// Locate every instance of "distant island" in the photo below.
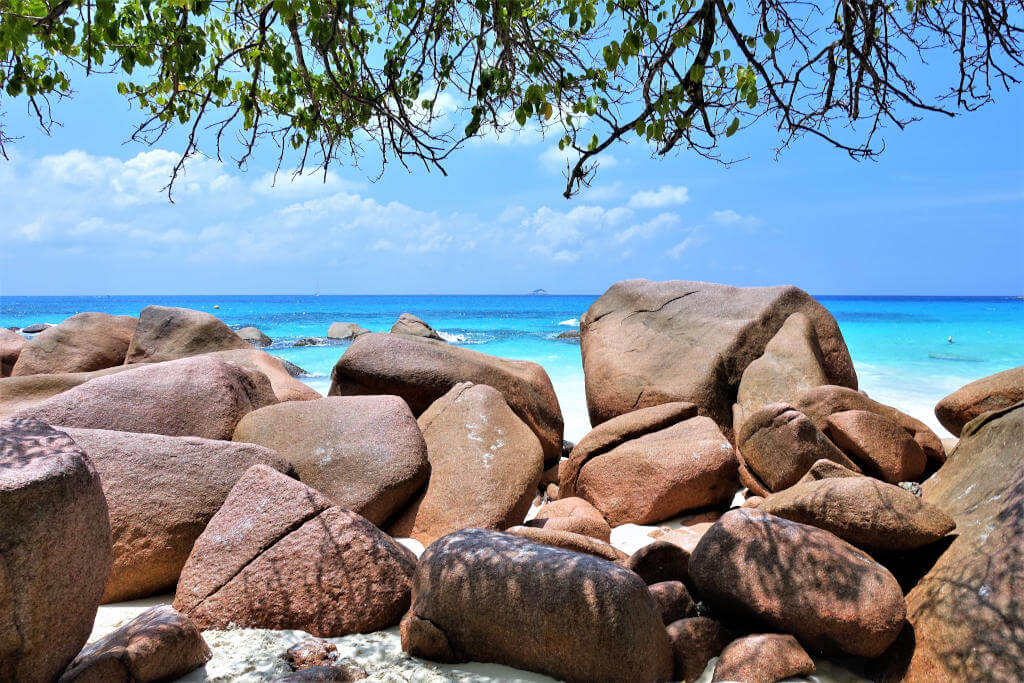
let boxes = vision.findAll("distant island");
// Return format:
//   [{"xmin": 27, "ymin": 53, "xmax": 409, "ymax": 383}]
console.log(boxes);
[{"xmin": 530, "ymin": 289, "xmax": 548, "ymax": 295}]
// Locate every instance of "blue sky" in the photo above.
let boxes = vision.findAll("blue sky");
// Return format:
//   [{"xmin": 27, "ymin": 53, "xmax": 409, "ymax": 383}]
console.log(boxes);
[{"xmin": 1, "ymin": 68, "xmax": 1022, "ymax": 296}]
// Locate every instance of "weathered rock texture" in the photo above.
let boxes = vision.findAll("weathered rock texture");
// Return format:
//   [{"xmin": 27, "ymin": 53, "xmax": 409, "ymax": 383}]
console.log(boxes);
[
  {"xmin": 0, "ymin": 364, "xmax": 139, "ymax": 418},
  {"xmin": 885, "ymin": 401, "xmax": 1024, "ymax": 681},
  {"xmin": 125, "ymin": 305, "xmax": 251, "ymax": 363},
  {"xmin": 825, "ymin": 409, "xmax": 927, "ymax": 482},
  {"xmin": 329, "ymin": 332, "xmax": 563, "ymax": 463},
  {"xmin": 525, "ymin": 496, "xmax": 611, "ymax": 541},
  {"xmin": 690, "ymin": 508, "xmax": 906, "ymax": 657},
  {"xmin": 504, "ymin": 526, "xmax": 627, "ymax": 562},
  {"xmin": 13, "ymin": 355, "xmax": 275, "ymax": 439},
  {"xmin": 712, "ymin": 634, "xmax": 815, "ymax": 683},
  {"xmin": 0, "ymin": 418, "xmax": 112, "ymax": 683},
  {"xmin": 232, "ymin": 396, "xmax": 428, "ymax": 526},
  {"xmin": 174, "ymin": 465, "xmax": 415, "ymax": 636},
  {"xmin": 58, "ymin": 606, "xmax": 211, "ymax": 682},
  {"xmin": 401, "ymin": 529, "xmax": 673, "ymax": 682},
  {"xmin": 62, "ymin": 427, "xmax": 291, "ymax": 602},
  {"xmin": 934, "ymin": 366, "xmax": 1024, "ymax": 436},
  {"xmin": 12, "ymin": 312, "xmax": 137, "ymax": 376},
  {"xmin": 579, "ymin": 279, "xmax": 856, "ymax": 431},
  {"xmin": 390, "ymin": 313, "xmax": 443, "ymax": 340},
  {"xmin": 208, "ymin": 349, "xmax": 321, "ymax": 402},
  {"xmin": 0, "ymin": 328, "xmax": 26, "ymax": 377},
  {"xmin": 666, "ymin": 617, "xmax": 728, "ymax": 683},
  {"xmin": 388, "ymin": 383, "xmax": 543, "ymax": 543}
]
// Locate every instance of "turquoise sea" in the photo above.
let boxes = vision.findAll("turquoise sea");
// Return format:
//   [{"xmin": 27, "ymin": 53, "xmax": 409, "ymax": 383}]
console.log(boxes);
[{"xmin": 2, "ymin": 294, "xmax": 1022, "ymax": 439}]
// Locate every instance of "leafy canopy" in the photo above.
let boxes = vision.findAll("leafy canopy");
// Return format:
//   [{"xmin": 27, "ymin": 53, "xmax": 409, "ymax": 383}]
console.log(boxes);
[{"xmin": 1, "ymin": 0, "xmax": 1021, "ymax": 197}]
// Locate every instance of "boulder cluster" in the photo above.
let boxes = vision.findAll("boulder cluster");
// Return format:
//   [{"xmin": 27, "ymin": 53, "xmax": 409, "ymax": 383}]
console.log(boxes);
[{"xmin": 1, "ymin": 280, "xmax": 1021, "ymax": 683}]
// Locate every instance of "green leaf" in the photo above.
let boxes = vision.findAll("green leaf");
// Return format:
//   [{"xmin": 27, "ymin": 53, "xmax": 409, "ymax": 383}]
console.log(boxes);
[{"xmin": 726, "ymin": 117, "xmax": 740, "ymax": 137}]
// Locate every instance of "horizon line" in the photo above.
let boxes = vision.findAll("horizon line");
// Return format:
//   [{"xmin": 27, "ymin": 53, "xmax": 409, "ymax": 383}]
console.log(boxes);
[{"xmin": 2, "ymin": 292, "xmax": 1022, "ymax": 299}]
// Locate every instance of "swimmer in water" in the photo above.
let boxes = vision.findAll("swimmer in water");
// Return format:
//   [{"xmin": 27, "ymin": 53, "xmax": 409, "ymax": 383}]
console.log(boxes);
[{"xmin": 948, "ymin": 335, "xmax": 954, "ymax": 344}]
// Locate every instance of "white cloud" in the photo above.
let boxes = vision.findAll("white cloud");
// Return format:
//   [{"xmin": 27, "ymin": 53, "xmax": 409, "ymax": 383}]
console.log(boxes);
[
  {"xmin": 711, "ymin": 209, "xmax": 762, "ymax": 231},
  {"xmin": 628, "ymin": 185, "xmax": 690, "ymax": 209},
  {"xmin": 667, "ymin": 228, "xmax": 708, "ymax": 258},
  {"xmin": 615, "ymin": 212, "xmax": 680, "ymax": 244},
  {"xmin": 253, "ymin": 169, "xmax": 365, "ymax": 197}
]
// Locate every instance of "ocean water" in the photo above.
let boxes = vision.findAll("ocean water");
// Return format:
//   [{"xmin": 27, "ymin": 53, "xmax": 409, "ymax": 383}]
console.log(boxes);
[{"xmin": 2, "ymin": 294, "xmax": 1022, "ymax": 439}]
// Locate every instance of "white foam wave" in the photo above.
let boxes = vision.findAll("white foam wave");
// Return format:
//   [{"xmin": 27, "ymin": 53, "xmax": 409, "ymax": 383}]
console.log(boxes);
[
  {"xmin": 557, "ymin": 318, "xmax": 579, "ymax": 327},
  {"xmin": 438, "ymin": 331, "xmax": 467, "ymax": 343}
]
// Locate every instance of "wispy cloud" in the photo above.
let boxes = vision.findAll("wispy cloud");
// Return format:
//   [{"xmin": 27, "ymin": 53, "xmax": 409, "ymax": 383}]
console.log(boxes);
[{"xmin": 628, "ymin": 185, "xmax": 690, "ymax": 209}]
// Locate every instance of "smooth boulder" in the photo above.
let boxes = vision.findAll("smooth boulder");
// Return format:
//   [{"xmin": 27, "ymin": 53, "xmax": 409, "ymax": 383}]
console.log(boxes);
[
  {"xmin": 388, "ymin": 383, "xmax": 543, "ymax": 543},
  {"xmin": 390, "ymin": 312, "xmax": 443, "ymax": 340},
  {"xmin": 208, "ymin": 348, "xmax": 321, "ymax": 402},
  {"xmin": 712, "ymin": 634, "xmax": 815, "ymax": 683},
  {"xmin": 795, "ymin": 457, "xmax": 862, "ymax": 485},
  {"xmin": 174, "ymin": 465, "xmax": 415, "ymax": 636},
  {"xmin": 401, "ymin": 528, "xmax": 673, "ymax": 682},
  {"xmin": 236, "ymin": 326, "xmax": 272, "ymax": 347},
  {"xmin": 125, "ymin": 305, "xmax": 250, "ymax": 364},
  {"xmin": 736, "ymin": 403, "xmax": 859, "ymax": 494},
  {"xmin": 326, "ymin": 322, "xmax": 369, "ymax": 340},
  {"xmin": 232, "ymin": 396, "xmax": 428, "ymax": 526},
  {"xmin": 690, "ymin": 508, "xmax": 906, "ymax": 657},
  {"xmin": 573, "ymin": 415, "xmax": 737, "ymax": 526},
  {"xmin": 888, "ymin": 402, "xmax": 1024, "ymax": 681},
  {"xmin": 12, "ymin": 312, "xmax": 137, "ymax": 376},
  {"xmin": 733, "ymin": 312, "xmax": 833, "ymax": 432},
  {"xmin": 330, "ymin": 332, "xmax": 563, "ymax": 463},
  {"xmin": 12, "ymin": 355, "xmax": 275, "ymax": 439},
  {"xmin": 666, "ymin": 617, "xmax": 728, "ymax": 683},
  {"xmin": 825, "ymin": 409, "xmax": 927, "ymax": 482},
  {"xmin": 62, "ymin": 427, "xmax": 292, "ymax": 602},
  {"xmin": 934, "ymin": 366, "xmax": 1024, "ymax": 436},
  {"xmin": 58, "ymin": 606, "xmax": 211, "ymax": 682},
  {"xmin": 0, "ymin": 418, "xmax": 112, "ymax": 683},
  {"xmin": 757, "ymin": 477, "xmax": 955, "ymax": 552},
  {"xmin": 525, "ymin": 496, "xmax": 611, "ymax": 541},
  {"xmin": 0, "ymin": 364, "xmax": 139, "ymax": 418},
  {"xmin": 0, "ymin": 328, "xmax": 27, "ymax": 376},
  {"xmin": 505, "ymin": 526, "xmax": 627, "ymax": 562},
  {"xmin": 579, "ymin": 279, "xmax": 856, "ymax": 430}
]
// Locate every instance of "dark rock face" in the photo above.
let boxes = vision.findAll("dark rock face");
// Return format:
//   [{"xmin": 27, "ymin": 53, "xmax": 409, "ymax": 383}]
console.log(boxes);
[
  {"xmin": 387, "ymin": 383, "xmax": 543, "ymax": 543},
  {"xmin": 690, "ymin": 508, "xmax": 906, "ymax": 657},
  {"xmin": 793, "ymin": 384, "xmax": 945, "ymax": 467},
  {"xmin": 756, "ymin": 477, "xmax": 955, "ymax": 553},
  {"xmin": 236, "ymin": 326, "xmax": 272, "ymax": 347},
  {"xmin": 934, "ymin": 366, "xmax": 1024, "ymax": 436},
  {"xmin": 401, "ymin": 529, "xmax": 674, "ymax": 683},
  {"xmin": 712, "ymin": 634, "xmax": 815, "ymax": 683},
  {"xmin": 736, "ymin": 403, "xmax": 859, "ymax": 494},
  {"xmin": 174, "ymin": 465, "xmax": 415, "ymax": 636},
  {"xmin": 733, "ymin": 312, "xmax": 833, "ymax": 432},
  {"xmin": 0, "ymin": 418, "xmax": 112, "ymax": 683},
  {"xmin": 232, "ymin": 396, "xmax": 428, "ymax": 526},
  {"xmin": 0, "ymin": 328, "xmax": 27, "ymax": 377},
  {"xmin": 62, "ymin": 427, "xmax": 291, "ymax": 603},
  {"xmin": 666, "ymin": 617, "xmax": 728, "ymax": 683},
  {"xmin": 58, "ymin": 606, "xmax": 211, "ymax": 683},
  {"xmin": 573, "ymin": 416, "xmax": 738, "ymax": 526},
  {"xmin": 330, "ymin": 332, "xmax": 564, "ymax": 464},
  {"xmin": 623, "ymin": 541, "xmax": 691, "ymax": 586},
  {"xmin": 125, "ymin": 305, "xmax": 252, "ymax": 364},
  {"xmin": 12, "ymin": 312, "xmax": 137, "ymax": 376},
  {"xmin": 21, "ymin": 323, "xmax": 51, "ymax": 334},
  {"xmin": 390, "ymin": 313, "xmax": 443, "ymax": 340},
  {"xmin": 12, "ymin": 355, "xmax": 276, "ymax": 439},
  {"xmin": 579, "ymin": 279, "xmax": 856, "ymax": 431},
  {"xmin": 648, "ymin": 581, "xmax": 694, "ymax": 624},
  {"xmin": 885, "ymin": 402, "xmax": 1024, "ymax": 682},
  {"xmin": 825, "ymin": 409, "xmax": 928, "ymax": 483}
]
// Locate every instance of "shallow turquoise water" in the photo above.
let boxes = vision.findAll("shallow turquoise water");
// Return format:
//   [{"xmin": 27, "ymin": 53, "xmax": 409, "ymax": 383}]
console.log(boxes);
[{"xmin": 2, "ymin": 294, "xmax": 1021, "ymax": 439}]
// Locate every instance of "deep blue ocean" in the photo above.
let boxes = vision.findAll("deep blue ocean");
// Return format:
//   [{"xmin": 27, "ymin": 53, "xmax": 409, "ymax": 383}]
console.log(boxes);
[{"xmin": 2, "ymin": 294, "xmax": 1022, "ymax": 439}]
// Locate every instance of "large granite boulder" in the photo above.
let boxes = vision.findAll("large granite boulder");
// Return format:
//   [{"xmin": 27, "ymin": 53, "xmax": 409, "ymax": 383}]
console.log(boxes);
[
  {"xmin": 690, "ymin": 508, "xmax": 906, "ymax": 657},
  {"xmin": 733, "ymin": 312, "xmax": 833, "ymax": 432},
  {"xmin": 579, "ymin": 279, "xmax": 856, "ymax": 431},
  {"xmin": 125, "ymin": 305, "xmax": 250, "ymax": 364},
  {"xmin": 526, "ymin": 496, "xmax": 611, "ymax": 541},
  {"xmin": 12, "ymin": 355, "xmax": 275, "ymax": 439},
  {"xmin": 793, "ymin": 384, "xmax": 945, "ymax": 466},
  {"xmin": 757, "ymin": 477, "xmax": 955, "ymax": 553},
  {"xmin": 330, "ymin": 332, "xmax": 563, "ymax": 464},
  {"xmin": 0, "ymin": 328, "xmax": 27, "ymax": 377},
  {"xmin": 563, "ymin": 407, "xmax": 737, "ymax": 526},
  {"xmin": 666, "ymin": 617, "xmax": 728, "ymax": 683},
  {"xmin": 391, "ymin": 312, "xmax": 444, "ymax": 340},
  {"xmin": 236, "ymin": 326, "xmax": 272, "ymax": 347},
  {"xmin": 207, "ymin": 348, "xmax": 321, "ymax": 402},
  {"xmin": 885, "ymin": 402, "xmax": 1024, "ymax": 681},
  {"xmin": 736, "ymin": 403, "xmax": 859, "ymax": 495},
  {"xmin": 401, "ymin": 528, "xmax": 673, "ymax": 682},
  {"xmin": 11, "ymin": 312, "xmax": 137, "ymax": 376},
  {"xmin": 388, "ymin": 383, "xmax": 543, "ymax": 543},
  {"xmin": 0, "ymin": 418, "xmax": 112, "ymax": 683},
  {"xmin": 174, "ymin": 465, "xmax": 415, "ymax": 636},
  {"xmin": 934, "ymin": 366, "xmax": 1024, "ymax": 436},
  {"xmin": 712, "ymin": 634, "xmax": 815, "ymax": 683},
  {"xmin": 58, "ymin": 606, "xmax": 210, "ymax": 683},
  {"xmin": 825, "ymin": 409, "xmax": 928, "ymax": 482},
  {"xmin": 62, "ymin": 427, "xmax": 291, "ymax": 603},
  {"xmin": 0, "ymin": 364, "xmax": 140, "ymax": 418},
  {"xmin": 326, "ymin": 322, "xmax": 369, "ymax": 340},
  {"xmin": 232, "ymin": 396, "xmax": 428, "ymax": 526}
]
